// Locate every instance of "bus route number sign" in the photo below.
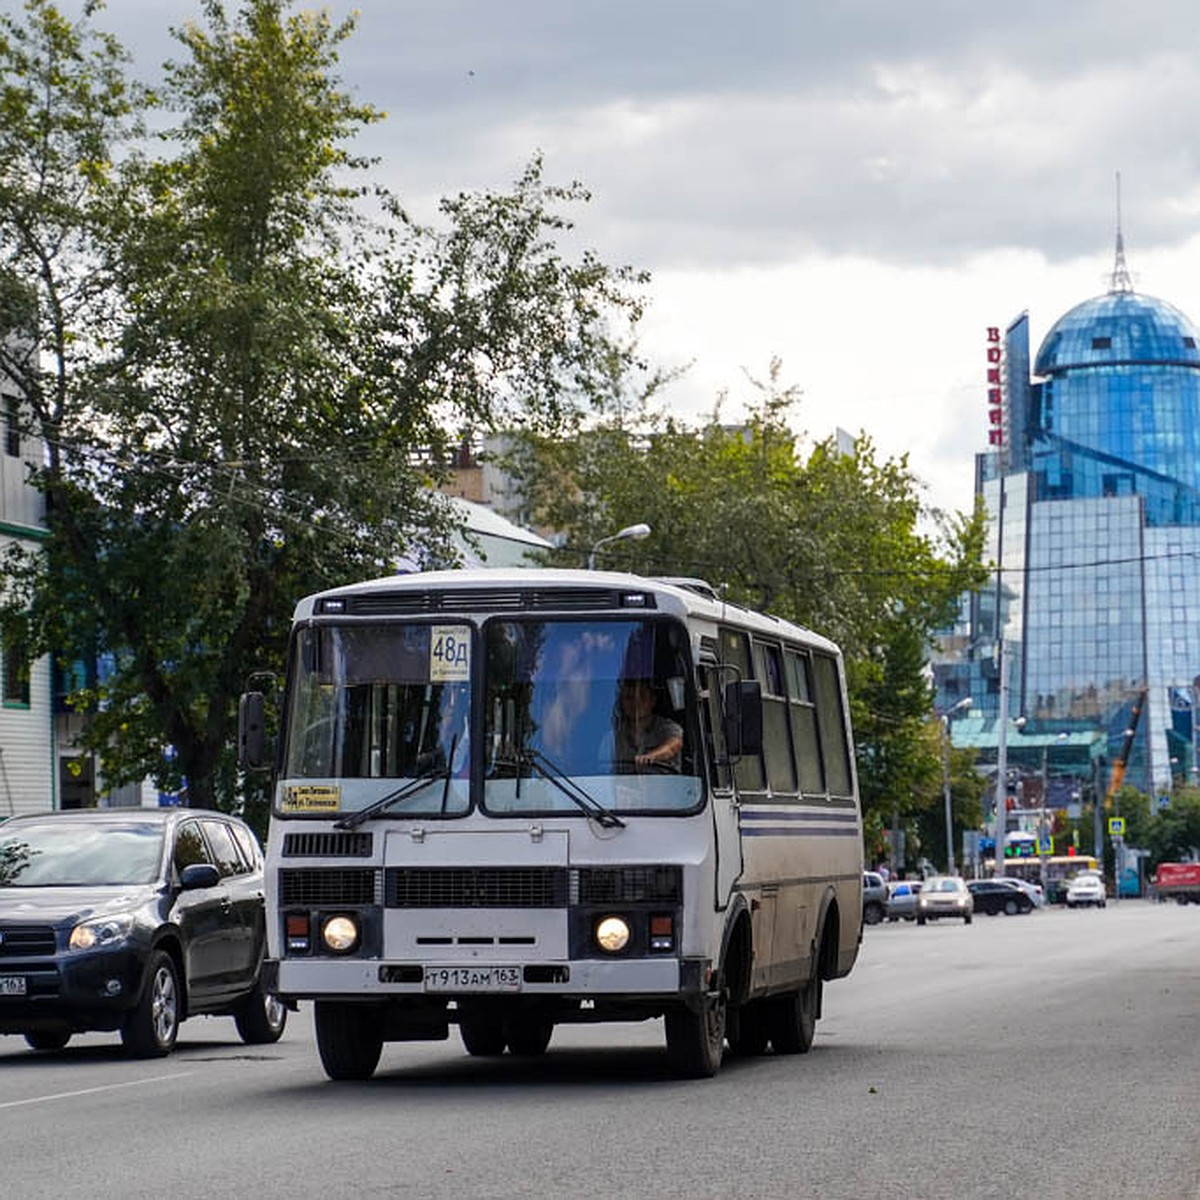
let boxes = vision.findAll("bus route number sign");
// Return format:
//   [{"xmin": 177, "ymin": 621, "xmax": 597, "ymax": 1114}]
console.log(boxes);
[{"xmin": 430, "ymin": 626, "xmax": 470, "ymax": 682}]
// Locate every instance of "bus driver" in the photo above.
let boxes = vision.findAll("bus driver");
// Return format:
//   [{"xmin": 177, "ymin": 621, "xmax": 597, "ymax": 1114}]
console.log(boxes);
[{"xmin": 614, "ymin": 678, "xmax": 683, "ymax": 773}]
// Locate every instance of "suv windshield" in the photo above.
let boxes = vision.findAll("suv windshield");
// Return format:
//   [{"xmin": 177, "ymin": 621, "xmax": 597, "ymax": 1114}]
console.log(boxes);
[{"xmin": 0, "ymin": 822, "xmax": 165, "ymax": 886}]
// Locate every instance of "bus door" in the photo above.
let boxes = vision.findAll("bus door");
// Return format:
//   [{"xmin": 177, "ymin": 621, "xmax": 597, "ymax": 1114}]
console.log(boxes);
[{"xmin": 699, "ymin": 660, "xmax": 742, "ymax": 907}]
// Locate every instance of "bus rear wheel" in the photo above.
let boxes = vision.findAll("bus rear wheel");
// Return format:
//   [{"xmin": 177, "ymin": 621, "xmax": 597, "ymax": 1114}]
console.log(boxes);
[
  {"xmin": 726, "ymin": 999, "xmax": 769, "ymax": 1057},
  {"xmin": 315, "ymin": 1001, "xmax": 383, "ymax": 1081},
  {"xmin": 665, "ymin": 989, "xmax": 726, "ymax": 1078},
  {"xmin": 768, "ymin": 976, "xmax": 821, "ymax": 1055},
  {"xmin": 504, "ymin": 1014, "xmax": 554, "ymax": 1057}
]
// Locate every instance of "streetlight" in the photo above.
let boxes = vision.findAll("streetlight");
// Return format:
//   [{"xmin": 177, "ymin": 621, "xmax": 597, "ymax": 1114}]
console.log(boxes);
[
  {"xmin": 1039, "ymin": 731, "xmax": 1069, "ymax": 890},
  {"xmin": 588, "ymin": 522, "xmax": 651, "ymax": 570},
  {"xmin": 940, "ymin": 695, "xmax": 972, "ymax": 876}
]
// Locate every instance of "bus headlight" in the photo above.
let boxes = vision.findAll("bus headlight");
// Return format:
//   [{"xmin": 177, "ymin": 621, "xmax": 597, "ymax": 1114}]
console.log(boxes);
[
  {"xmin": 321, "ymin": 914, "xmax": 360, "ymax": 954},
  {"xmin": 595, "ymin": 915, "xmax": 631, "ymax": 953}
]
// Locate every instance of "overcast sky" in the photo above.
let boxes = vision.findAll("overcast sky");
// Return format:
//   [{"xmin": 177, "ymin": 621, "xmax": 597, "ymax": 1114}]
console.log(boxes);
[{"xmin": 77, "ymin": 0, "xmax": 1200, "ymax": 516}]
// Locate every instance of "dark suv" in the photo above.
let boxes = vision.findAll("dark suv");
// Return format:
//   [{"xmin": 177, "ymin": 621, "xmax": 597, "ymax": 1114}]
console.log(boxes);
[
  {"xmin": 0, "ymin": 808, "xmax": 286, "ymax": 1056},
  {"xmin": 862, "ymin": 871, "xmax": 888, "ymax": 925}
]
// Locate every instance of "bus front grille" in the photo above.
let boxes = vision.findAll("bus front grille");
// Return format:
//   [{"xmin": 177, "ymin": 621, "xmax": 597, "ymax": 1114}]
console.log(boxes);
[
  {"xmin": 282, "ymin": 831, "xmax": 373, "ymax": 858},
  {"xmin": 279, "ymin": 868, "xmax": 380, "ymax": 906},
  {"xmin": 577, "ymin": 866, "xmax": 683, "ymax": 904},
  {"xmin": 386, "ymin": 867, "xmax": 569, "ymax": 908}
]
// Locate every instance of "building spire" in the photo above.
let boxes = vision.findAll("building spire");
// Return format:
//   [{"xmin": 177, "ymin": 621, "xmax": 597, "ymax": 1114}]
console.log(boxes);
[{"xmin": 1111, "ymin": 170, "xmax": 1133, "ymax": 293}]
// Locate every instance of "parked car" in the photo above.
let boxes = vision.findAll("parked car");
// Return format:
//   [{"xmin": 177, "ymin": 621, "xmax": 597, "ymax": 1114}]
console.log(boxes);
[
  {"xmin": 886, "ymin": 879, "xmax": 923, "ymax": 921},
  {"xmin": 994, "ymin": 876, "xmax": 1045, "ymax": 907},
  {"xmin": 916, "ymin": 875, "xmax": 973, "ymax": 924},
  {"xmin": 967, "ymin": 879, "xmax": 1034, "ymax": 916},
  {"xmin": 0, "ymin": 808, "xmax": 286, "ymax": 1056},
  {"xmin": 1065, "ymin": 872, "xmax": 1107, "ymax": 908},
  {"xmin": 863, "ymin": 871, "xmax": 888, "ymax": 925}
]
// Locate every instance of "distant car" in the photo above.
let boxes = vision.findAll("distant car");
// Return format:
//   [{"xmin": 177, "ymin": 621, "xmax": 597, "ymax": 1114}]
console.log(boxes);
[
  {"xmin": 994, "ymin": 876, "xmax": 1045, "ymax": 907},
  {"xmin": 1065, "ymin": 873, "xmax": 1107, "ymax": 908},
  {"xmin": 886, "ymin": 879, "xmax": 923, "ymax": 921},
  {"xmin": 0, "ymin": 808, "xmax": 286, "ymax": 1056},
  {"xmin": 863, "ymin": 871, "xmax": 888, "ymax": 925},
  {"xmin": 916, "ymin": 875, "xmax": 973, "ymax": 925},
  {"xmin": 967, "ymin": 879, "xmax": 1034, "ymax": 916}
]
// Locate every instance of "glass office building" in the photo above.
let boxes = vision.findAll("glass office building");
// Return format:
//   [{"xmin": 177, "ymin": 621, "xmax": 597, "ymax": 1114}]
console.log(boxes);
[{"xmin": 936, "ymin": 252, "xmax": 1200, "ymax": 794}]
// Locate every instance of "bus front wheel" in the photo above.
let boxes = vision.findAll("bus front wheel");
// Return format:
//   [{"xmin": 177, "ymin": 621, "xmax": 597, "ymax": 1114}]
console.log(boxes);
[
  {"xmin": 314, "ymin": 1001, "xmax": 383, "ymax": 1081},
  {"xmin": 665, "ymin": 990, "xmax": 726, "ymax": 1078}
]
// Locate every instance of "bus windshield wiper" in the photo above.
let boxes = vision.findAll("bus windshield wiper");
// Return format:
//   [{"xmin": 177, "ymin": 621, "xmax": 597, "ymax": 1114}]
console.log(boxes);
[
  {"xmin": 519, "ymin": 747, "xmax": 625, "ymax": 829},
  {"xmin": 334, "ymin": 739, "xmax": 456, "ymax": 830}
]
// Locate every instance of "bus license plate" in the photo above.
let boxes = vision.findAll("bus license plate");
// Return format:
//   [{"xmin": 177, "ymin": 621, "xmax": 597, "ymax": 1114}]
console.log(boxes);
[
  {"xmin": 0, "ymin": 975, "xmax": 27, "ymax": 996},
  {"xmin": 423, "ymin": 966, "xmax": 521, "ymax": 993}
]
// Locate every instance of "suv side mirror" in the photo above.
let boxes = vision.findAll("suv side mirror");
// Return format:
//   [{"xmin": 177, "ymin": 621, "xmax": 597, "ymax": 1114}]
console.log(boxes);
[
  {"xmin": 180, "ymin": 862, "xmax": 221, "ymax": 891},
  {"xmin": 722, "ymin": 679, "xmax": 763, "ymax": 758}
]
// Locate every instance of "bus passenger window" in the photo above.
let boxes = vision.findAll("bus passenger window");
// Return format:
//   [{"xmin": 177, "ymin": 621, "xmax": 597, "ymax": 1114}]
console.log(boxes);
[
  {"xmin": 812, "ymin": 654, "xmax": 852, "ymax": 797},
  {"xmin": 720, "ymin": 627, "xmax": 764, "ymax": 793},
  {"xmin": 754, "ymin": 641, "xmax": 796, "ymax": 794},
  {"xmin": 786, "ymin": 650, "xmax": 825, "ymax": 794}
]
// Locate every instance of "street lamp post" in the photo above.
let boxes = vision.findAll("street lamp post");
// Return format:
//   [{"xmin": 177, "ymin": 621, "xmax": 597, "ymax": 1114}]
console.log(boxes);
[
  {"xmin": 940, "ymin": 695, "xmax": 973, "ymax": 876},
  {"xmin": 587, "ymin": 523, "xmax": 651, "ymax": 570}
]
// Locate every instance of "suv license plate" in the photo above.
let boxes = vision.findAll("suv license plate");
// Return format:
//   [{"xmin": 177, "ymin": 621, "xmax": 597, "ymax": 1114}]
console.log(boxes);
[
  {"xmin": 423, "ymin": 966, "xmax": 521, "ymax": 992},
  {"xmin": 0, "ymin": 975, "xmax": 27, "ymax": 996}
]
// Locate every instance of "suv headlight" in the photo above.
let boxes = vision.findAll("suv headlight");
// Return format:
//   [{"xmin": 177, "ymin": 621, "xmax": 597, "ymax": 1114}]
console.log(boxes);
[{"xmin": 69, "ymin": 914, "xmax": 135, "ymax": 951}]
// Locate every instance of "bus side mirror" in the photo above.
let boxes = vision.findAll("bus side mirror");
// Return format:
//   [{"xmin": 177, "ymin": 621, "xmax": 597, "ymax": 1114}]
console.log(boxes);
[
  {"xmin": 238, "ymin": 691, "xmax": 267, "ymax": 770},
  {"xmin": 723, "ymin": 680, "xmax": 763, "ymax": 759}
]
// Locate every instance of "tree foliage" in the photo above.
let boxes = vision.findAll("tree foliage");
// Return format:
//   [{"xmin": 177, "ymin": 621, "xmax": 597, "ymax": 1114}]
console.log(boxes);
[
  {"xmin": 0, "ymin": 0, "xmax": 645, "ymax": 816},
  {"xmin": 501, "ymin": 359, "xmax": 990, "ymax": 851}
]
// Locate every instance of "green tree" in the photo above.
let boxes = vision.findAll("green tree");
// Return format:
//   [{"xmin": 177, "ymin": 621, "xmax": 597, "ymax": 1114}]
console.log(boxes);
[
  {"xmin": 1143, "ymin": 786, "xmax": 1200, "ymax": 867},
  {"xmin": 502, "ymin": 360, "xmax": 989, "ymax": 854},
  {"xmin": 0, "ymin": 0, "xmax": 644, "ymax": 817}
]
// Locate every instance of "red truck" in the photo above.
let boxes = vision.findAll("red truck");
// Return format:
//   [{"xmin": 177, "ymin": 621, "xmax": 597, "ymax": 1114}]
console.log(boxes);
[{"xmin": 1152, "ymin": 862, "xmax": 1200, "ymax": 904}]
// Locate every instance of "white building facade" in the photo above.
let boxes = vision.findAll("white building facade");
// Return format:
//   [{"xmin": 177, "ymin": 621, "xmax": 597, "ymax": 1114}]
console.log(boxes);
[{"xmin": 0, "ymin": 367, "xmax": 55, "ymax": 815}]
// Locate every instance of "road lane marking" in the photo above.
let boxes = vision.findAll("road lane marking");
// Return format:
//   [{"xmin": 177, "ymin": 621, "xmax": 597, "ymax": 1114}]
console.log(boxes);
[{"xmin": 0, "ymin": 1072, "xmax": 193, "ymax": 1110}]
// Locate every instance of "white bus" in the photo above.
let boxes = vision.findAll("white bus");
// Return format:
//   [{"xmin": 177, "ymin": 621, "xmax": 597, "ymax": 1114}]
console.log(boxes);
[{"xmin": 239, "ymin": 569, "xmax": 864, "ymax": 1080}]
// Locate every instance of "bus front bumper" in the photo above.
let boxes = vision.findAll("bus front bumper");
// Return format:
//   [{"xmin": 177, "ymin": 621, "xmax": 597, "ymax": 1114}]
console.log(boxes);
[{"xmin": 272, "ymin": 955, "xmax": 702, "ymax": 1001}]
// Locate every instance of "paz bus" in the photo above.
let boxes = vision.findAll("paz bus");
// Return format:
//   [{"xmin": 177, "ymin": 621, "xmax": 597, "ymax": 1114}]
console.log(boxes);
[{"xmin": 238, "ymin": 569, "xmax": 864, "ymax": 1080}]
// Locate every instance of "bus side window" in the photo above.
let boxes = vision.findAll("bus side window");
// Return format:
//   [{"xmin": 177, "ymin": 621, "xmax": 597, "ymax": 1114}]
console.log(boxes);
[
  {"xmin": 719, "ymin": 627, "xmax": 765, "ymax": 793},
  {"xmin": 753, "ymin": 640, "xmax": 797, "ymax": 795},
  {"xmin": 698, "ymin": 663, "xmax": 732, "ymax": 791},
  {"xmin": 812, "ymin": 653, "xmax": 853, "ymax": 797},
  {"xmin": 786, "ymin": 650, "xmax": 826, "ymax": 795}
]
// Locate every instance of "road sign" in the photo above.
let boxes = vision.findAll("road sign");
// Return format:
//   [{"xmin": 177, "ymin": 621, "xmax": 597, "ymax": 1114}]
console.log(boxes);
[{"xmin": 1108, "ymin": 816, "xmax": 1126, "ymax": 836}]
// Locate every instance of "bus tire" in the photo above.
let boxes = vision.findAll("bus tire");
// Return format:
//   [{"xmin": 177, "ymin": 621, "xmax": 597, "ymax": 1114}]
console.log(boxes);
[
  {"xmin": 726, "ymin": 999, "xmax": 770, "ymax": 1057},
  {"xmin": 665, "ymin": 991, "xmax": 726, "ymax": 1078},
  {"xmin": 314, "ymin": 1001, "xmax": 383, "ymax": 1081},
  {"xmin": 504, "ymin": 1014, "xmax": 553, "ymax": 1057},
  {"xmin": 459, "ymin": 1010, "xmax": 507, "ymax": 1057},
  {"xmin": 767, "ymin": 976, "xmax": 821, "ymax": 1055}
]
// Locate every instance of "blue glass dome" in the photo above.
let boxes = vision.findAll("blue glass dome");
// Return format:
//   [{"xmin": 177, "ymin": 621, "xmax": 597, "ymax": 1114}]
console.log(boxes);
[
  {"xmin": 1029, "ymin": 289, "xmax": 1200, "ymax": 501},
  {"xmin": 1035, "ymin": 290, "xmax": 1200, "ymax": 374}
]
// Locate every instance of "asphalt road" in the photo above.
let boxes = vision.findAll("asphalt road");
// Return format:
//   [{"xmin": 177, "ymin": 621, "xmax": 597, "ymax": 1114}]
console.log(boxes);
[{"xmin": 2, "ymin": 901, "xmax": 1198, "ymax": 1200}]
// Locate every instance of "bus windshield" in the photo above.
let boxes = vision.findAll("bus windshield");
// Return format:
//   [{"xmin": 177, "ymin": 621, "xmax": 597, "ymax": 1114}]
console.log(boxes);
[
  {"xmin": 282, "ymin": 622, "xmax": 473, "ymax": 815},
  {"xmin": 278, "ymin": 615, "xmax": 702, "ymax": 818},
  {"xmin": 483, "ymin": 616, "xmax": 701, "ymax": 816}
]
